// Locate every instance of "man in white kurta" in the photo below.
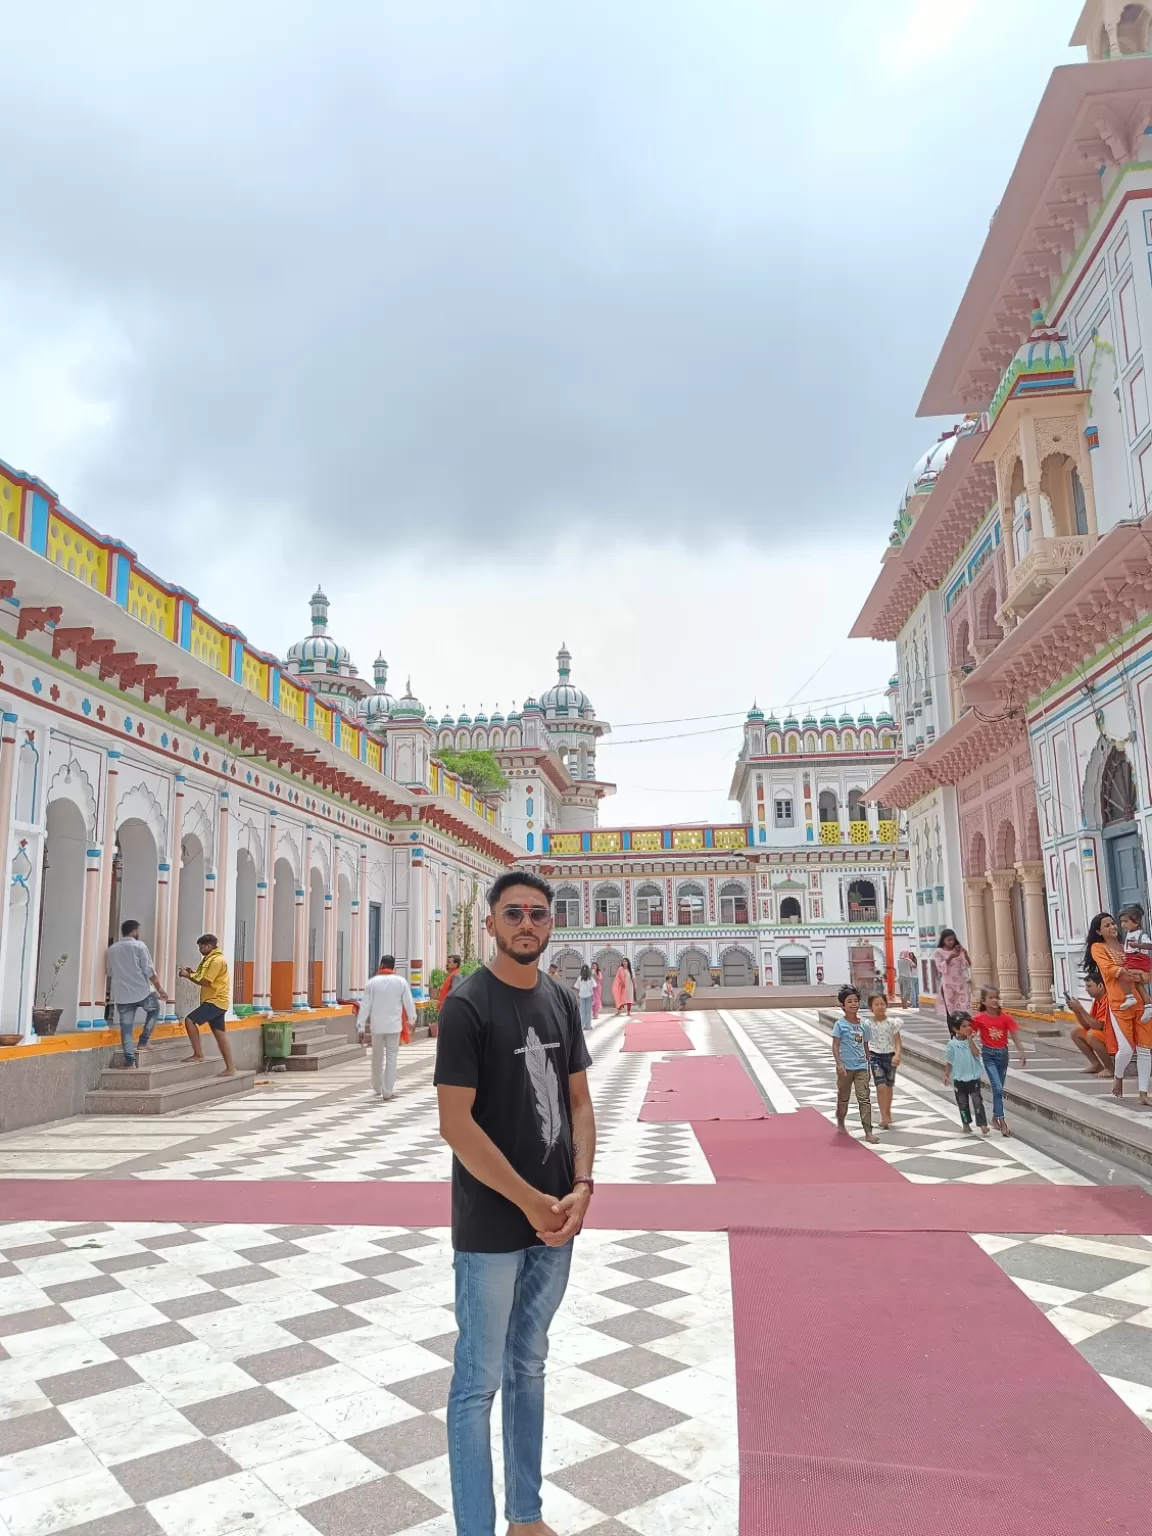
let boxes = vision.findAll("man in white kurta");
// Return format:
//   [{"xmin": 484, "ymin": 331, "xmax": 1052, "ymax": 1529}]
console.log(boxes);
[{"xmin": 359, "ymin": 955, "xmax": 416, "ymax": 1100}]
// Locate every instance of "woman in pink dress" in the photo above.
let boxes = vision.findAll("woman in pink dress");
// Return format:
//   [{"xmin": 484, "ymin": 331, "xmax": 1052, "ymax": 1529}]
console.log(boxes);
[
  {"xmin": 933, "ymin": 928, "xmax": 972, "ymax": 1021},
  {"xmin": 591, "ymin": 961, "xmax": 603, "ymax": 1020}
]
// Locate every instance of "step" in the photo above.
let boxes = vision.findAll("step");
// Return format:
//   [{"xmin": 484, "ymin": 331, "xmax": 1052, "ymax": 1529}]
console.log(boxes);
[
  {"xmin": 289, "ymin": 1023, "xmax": 330, "ymax": 1045},
  {"xmin": 108, "ymin": 1038, "xmax": 192, "ymax": 1068},
  {"xmin": 284, "ymin": 1041, "xmax": 364, "ymax": 1072},
  {"xmin": 85, "ymin": 1069, "xmax": 259, "ymax": 1116},
  {"xmin": 96, "ymin": 1057, "xmax": 225, "ymax": 1091},
  {"xmin": 290, "ymin": 1033, "xmax": 357, "ymax": 1057}
]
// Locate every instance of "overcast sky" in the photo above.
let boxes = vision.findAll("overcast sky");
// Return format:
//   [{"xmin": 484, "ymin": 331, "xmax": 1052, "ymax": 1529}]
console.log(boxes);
[{"xmin": 2, "ymin": 1, "xmax": 1081, "ymax": 824}]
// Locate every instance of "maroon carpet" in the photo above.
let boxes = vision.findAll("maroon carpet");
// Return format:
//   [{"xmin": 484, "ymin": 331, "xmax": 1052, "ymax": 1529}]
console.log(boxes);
[
  {"xmin": 3, "ymin": 1175, "xmax": 1151, "ymax": 1236},
  {"xmin": 693, "ymin": 1109, "xmax": 905, "ymax": 1183},
  {"xmin": 639, "ymin": 1055, "xmax": 767, "ymax": 1121},
  {"xmin": 622, "ymin": 1019, "xmax": 694, "ymax": 1052},
  {"xmin": 730, "ymin": 1227, "xmax": 1152, "ymax": 1533}
]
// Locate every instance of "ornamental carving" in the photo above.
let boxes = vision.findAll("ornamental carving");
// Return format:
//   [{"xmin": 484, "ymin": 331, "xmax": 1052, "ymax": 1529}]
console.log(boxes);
[
  {"xmin": 984, "ymin": 764, "xmax": 1010, "ymax": 790},
  {"xmin": 961, "ymin": 782, "xmax": 983, "ymax": 804},
  {"xmin": 1034, "ymin": 415, "xmax": 1083, "ymax": 468}
]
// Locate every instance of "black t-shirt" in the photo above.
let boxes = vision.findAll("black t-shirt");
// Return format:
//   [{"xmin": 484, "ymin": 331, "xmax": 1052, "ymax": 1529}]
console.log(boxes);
[{"xmin": 433, "ymin": 967, "xmax": 592, "ymax": 1253}]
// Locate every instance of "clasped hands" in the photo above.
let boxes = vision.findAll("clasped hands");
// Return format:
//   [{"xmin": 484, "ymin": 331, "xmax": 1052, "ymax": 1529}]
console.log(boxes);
[{"xmin": 525, "ymin": 1185, "xmax": 591, "ymax": 1247}]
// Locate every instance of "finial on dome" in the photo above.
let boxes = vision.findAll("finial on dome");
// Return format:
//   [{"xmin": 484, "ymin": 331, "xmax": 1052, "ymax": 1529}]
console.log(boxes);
[
  {"xmin": 310, "ymin": 586, "xmax": 329, "ymax": 633},
  {"xmin": 373, "ymin": 653, "xmax": 388, "ymax": 688},
  {"xmin": 557, "ymin": 643, "xmax": 571, "ymax": 680}
]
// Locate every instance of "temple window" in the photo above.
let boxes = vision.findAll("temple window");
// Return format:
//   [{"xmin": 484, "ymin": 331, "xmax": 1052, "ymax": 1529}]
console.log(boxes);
[
  {"xmin": 677, "ymin": 882, "xmax": 705, "ymax": 925},
  {"xmin": 554, "ymin": 886, "xmax": 582, "ymax": 928},
  {"xmin": 719, "ymin": 882, "xmax": 749, "ymax": 924}
]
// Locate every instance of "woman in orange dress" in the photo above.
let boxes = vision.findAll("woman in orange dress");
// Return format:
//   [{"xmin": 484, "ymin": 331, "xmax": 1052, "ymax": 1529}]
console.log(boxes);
[{"xmin": 1085, "ymin": 912, "xmax": 1151, "ymax": 1107}]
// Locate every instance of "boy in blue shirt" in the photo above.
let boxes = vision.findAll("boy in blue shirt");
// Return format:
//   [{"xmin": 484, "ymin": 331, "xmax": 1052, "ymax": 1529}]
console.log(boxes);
[
  {"xmin": 832, "ymin": 985, "xmax": 878, "ymax": 1143},
  {"xmin": 943, "ymin": 1012, "xmax": 990, "ymax": 1135}
]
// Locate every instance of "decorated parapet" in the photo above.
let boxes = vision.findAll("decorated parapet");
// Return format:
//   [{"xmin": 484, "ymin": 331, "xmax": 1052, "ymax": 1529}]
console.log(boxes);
[{"xmin": 0, "ymin": 457, "xmax": 500, "ymax": 824}]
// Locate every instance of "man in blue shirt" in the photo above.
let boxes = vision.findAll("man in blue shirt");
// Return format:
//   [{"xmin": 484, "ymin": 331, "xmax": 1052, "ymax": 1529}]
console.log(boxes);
[{"xmin": 832, "ymin": 985, "xmax": 878, "ymax": 1143}]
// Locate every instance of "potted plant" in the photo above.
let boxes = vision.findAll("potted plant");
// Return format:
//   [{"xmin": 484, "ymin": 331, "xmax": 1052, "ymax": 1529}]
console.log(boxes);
[{"xmin": 33, "ymin": 954, "xmax": 68, "ymax": 1035}]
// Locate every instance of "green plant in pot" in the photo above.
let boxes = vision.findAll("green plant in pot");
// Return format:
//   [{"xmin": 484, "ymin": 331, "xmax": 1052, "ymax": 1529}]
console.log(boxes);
[{"xmin": 33, "ymin": 954, "xmax": 68, "ymax": 1035}]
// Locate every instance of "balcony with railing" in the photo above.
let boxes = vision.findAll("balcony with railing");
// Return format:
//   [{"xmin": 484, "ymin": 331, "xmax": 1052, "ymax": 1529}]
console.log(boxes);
[
  {"xmin": 819, "ymin": 819, "xmax": 899, "ymax": 846},
  {"xmin": 999, "ymin": 534, "xmax": 1090, "ymax": 624}
]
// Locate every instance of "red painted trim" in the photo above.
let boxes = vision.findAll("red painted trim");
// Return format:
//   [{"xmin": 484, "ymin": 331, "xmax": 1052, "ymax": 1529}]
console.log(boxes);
[{"xmin": 1050, "ymin": 186, "xmax": 1152, "ymax": 329}]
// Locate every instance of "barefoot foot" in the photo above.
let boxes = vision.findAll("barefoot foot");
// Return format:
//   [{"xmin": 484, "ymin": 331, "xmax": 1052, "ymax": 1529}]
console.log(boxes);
[
  {"xmin": 865, "ymin": 1134, "xmax": 880, "ymax": 1144},
  {"xmin": 216, "ymin": 1069, "xmax": 237, "ymax": 1079},
  {"xmin": 180, "ymin": 1054, "xmax": 205, "ymax": 1064}
]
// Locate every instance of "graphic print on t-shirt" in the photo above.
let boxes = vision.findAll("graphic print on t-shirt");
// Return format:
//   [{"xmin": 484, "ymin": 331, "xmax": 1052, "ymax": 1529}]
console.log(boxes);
[{"xmin": 521, "ymin": 1026, "xmax": 563, "ymax": 1160}]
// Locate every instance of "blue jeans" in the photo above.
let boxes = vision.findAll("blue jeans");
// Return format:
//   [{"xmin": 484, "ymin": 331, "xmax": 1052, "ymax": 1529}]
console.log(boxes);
[
  {"xmin": 579, "ymin": 994, "xmax": 593, "ymax": 1031},
  {"xmin": 448, "ymin": 1244, "xmax": 573, "ymax": 1535},
  {"xmin": 116, "ymin": 994, "xmax": 160, "ymax": 1065},
  {"xmin": 982, "ymin": 1046, "xmax": 1009, "ymax": 1119}
]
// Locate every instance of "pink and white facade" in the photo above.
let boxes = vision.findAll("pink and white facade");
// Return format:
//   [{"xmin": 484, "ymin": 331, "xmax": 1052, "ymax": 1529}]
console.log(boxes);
[{"xmin": 857, "ymin": 7, "xmax": 1152, "ymax": 1007}]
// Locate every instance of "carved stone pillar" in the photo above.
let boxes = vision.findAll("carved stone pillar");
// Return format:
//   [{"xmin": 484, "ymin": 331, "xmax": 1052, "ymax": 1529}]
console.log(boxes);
[
  {"xmin": 1017, "ymin": 860, "xmax": 1055, "ymax": 1010},
  {"xmin": 963, "ymin": 876, "xmax": 994, "ymax": 993},
  {"xmin": 89, "ymin": 750, "xmax": 121, "ymax": 1019},
  {"xmin": 988, "ymin": 870, "xmax": 1026, "ymax": 1009}
]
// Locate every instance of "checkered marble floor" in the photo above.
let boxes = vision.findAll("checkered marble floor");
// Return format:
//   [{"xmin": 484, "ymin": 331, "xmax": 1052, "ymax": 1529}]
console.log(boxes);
[
  {"xmin": 737, "ymin": 1008, "xmax": 1089, "ymax": 1186},
  {"xmin": 0, "ymin": 1219, "xmax": 736, "ymax": 1536}
]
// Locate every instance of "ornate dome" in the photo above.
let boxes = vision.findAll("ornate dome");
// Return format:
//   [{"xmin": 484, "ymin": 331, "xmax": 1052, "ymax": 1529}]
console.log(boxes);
[
  {"xmin": 888, "ymin": 674, "xmax": 900, "ymax": 689},
  {"xmin": 876, "ymin": 709, "xmax": 894, "ymax": 724},
  {"xmin": 508, "ymin": 702, "xmax": 522, "ymax": 721},
  {"xmin": 839, "ymin": 711, "xmax": 854, "ymax": 726},
  {"xmin": 540, "ymin": 644, "xmax": 592, "ymax": 717},
  {"xmin": 901, "ymin": 434, "xmax": 959, "ymax": 512},
  {"xmin": 783, "ymin": 713, "xmax": 799, "ymax": 728},
  {"xmin": 766, "ymin": 712, "xmax": 781, "ymax": 728},
  {"xmin": 522, "ymin": 696, "xmax": 541, "ymax": 713},
  {"xmin": 285, "ymin": 587, "xmax": 354, "ymax": 674},
  {"xmin": 490, "ymin": 705, "xmax": 505, "ymax": 724},
  {"xmin": 820, "ymin": 711, "xmax": 836, "ymax": 726},
  {"xmin": 439, "ymin": 708, "xmax": 455, "ymax": 727},
  {"xmin": 747, "ymin": 702, "xmax": 765, "ymax": 721},
  {"xmin": 474, "ymin": 707, "xmax": 489, "ymax": 725},
  {"xmin": 392, "ymin": 679, "xmax": 426, "ymax": 719},
  {"xmin": 858, "ymin": 709, "xmax": 874, "ymax": 725},
  {"xmin": 990, "ymin": 310, "xmax": 1077, "ymax": 422},
  {"xmin": 356, "ymin": 651, "xmax": 395, "ymax": 724},
  {"xmin": 802, "ymin": 712, "xmax": 817, "ymax": 728},
  {"xmin": 457, "ymin": 708, "xmax": 472, "ymax": 726}
]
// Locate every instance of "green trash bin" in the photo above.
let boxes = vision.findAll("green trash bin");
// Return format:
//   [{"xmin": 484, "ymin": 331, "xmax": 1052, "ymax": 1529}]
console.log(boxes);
[{"xmin": 263, "ymin": 1019, "xmax": 294, "ymax": 1059}]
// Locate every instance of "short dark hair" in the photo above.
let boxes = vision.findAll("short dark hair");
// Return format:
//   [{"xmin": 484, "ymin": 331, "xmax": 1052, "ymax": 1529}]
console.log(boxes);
[
  {"xmin": 120, "ymin": 919, "xmax": 140, "ymax": 937},
  {"xmin": 867, "ymin": 991, "xmax": 887, "ymax": 1007},
  {"xmin": 447, "ymin": 954, "xmax": 461, "ymax": 966},
  {"xmin": 838, "ymin": 984, "xmax": 860, "ymax": 1006},
  {"xmin": 379, "ymin": 955, "xmax": 396, "ymax": 970},
  {"xmin": 1120, "ymin": 903, "xmax": 1145, "ymax": 925},
  {"xmin": 197, "ymin": 933, "xmax": 218, "ymax": 947},
  {"xmin": 947, "ymin": 1009, "xmax": 972, "ymax": 1036},
  {"xmin": 487, "ymin": 870, "xmax": 553, "ymax": 908}
]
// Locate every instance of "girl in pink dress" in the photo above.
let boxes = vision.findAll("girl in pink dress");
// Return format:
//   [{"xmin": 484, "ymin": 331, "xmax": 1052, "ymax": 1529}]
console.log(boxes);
[{"xmin": 591, "ymin": 962, "xmax": 603, "ymax": 1020}]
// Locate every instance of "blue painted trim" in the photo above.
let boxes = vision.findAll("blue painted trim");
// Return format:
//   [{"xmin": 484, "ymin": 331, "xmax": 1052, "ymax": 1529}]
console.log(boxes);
[
  {"xmin": 232, "ymin": 645, "xmax": 244, "ymax": 684},
  {"xmin": 542, "ymin": 832, "xmax": 551, "ymax": 853},
  {"xmin": 306, "ymin": 696, "xmax": 315, "ymax": 729},
  {"xmin": 115, "ymin": 555, "xmax": 131, "ymax": 607},
  {"xmin": 179, "ymin": 602, "xmax": 192, "ymax": 650},
  {"xmin": 622, "ymin": 831, "xmax": 632, "ymax": 851},
  {"xmin": 270, "ymin": 669, "xmax": 281, "ymax": 707},
  {"xmin": 663, "ymin": 830, "xmax": 672, "ymax": 849},
  {"xmin": 704, "ymin": 829, "xmax": 714, "ymax": 848},
  {"xmin": 29, "ymin": 493, "xmax": 50, "ymax": 555},
  {"xmin": 2, "ymin": 712, "xmax": 17, "ymax": 723},
  {"xmin": 107, "ymin": 750, "xmax": 122, "ymax": 760}
]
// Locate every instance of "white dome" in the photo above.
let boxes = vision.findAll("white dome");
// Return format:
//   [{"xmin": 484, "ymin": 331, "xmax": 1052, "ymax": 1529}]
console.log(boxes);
[
  {"xmin": 540, "ymin": 644, "xmax": 593, "ymax": 718},
  {"xmin": 901, "ymin": 434, "xmax": 958, "ymax": 510}
]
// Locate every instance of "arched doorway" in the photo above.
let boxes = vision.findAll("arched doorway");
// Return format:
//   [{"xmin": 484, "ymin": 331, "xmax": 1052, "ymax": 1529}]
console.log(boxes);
[
  {"xmin": 594, "ymin": 947, "xmax": 625, "ymax": 1005},
  {"xmin": 114, "ymin": 819, "xmax": 158, "ymax": 951},
  {"xmin": 635, "ymin": 948, "xmax": 668, "ymax": 992},
  {"xmin": 337, "ymin": 872, "xmax": 353, "ymax": 999},
  {"xmin": 721, "ymin": 947, "xmax": 755, "ymax": 987},
  {"xmin": 847, "ymin": 879, "xmax": 877, "ymax": 922},
  {"xmin": 234, "ymin": 849, "xmax": 257, "ymax": 1005},
  {"xmin": 309, "ymin": 868, "xmax": 325, "ymax": 1007},
  {"xmin": 1101, "ymin": 748, "xmax": 1147, "ymax": 914},
  {"xmin": 176, "ymin": 835, "xmax": 206, "ymax": 1018},
  {"xmin": 271, "ymin": 858, "xmax": 296, "ymax": 1011},
  {"xmin": 36, "ymin": 799, "xmax": 87, "ymax": 1032},
  {"xmin": 677, "ymin": 947, "xmax": 711, "ymax": 987},
  {"xmin": 780, "ymin": 895, "xmax": 802, "ymax": 923},
  {"xmin": 551, "ymin": 947, "xmax": 583, "ymax": 986}
]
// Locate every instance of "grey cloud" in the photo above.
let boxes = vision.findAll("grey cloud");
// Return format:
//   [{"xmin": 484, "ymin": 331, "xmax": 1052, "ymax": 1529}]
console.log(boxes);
[{"xmin": 2, "ymin": 1, "xmax": 1072, "ymax": 557}]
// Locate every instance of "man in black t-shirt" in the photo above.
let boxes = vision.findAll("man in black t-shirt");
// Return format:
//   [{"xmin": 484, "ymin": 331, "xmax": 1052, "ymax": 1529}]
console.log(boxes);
[{"xmin": 435, "ymin": 872, "xmax": 595, "ymax": 1536}]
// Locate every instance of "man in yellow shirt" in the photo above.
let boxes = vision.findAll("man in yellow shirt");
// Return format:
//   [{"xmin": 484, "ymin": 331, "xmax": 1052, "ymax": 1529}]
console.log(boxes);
[{"xmin": 179, "ymin": 933, "xmax": 236, "ymax": 1077}]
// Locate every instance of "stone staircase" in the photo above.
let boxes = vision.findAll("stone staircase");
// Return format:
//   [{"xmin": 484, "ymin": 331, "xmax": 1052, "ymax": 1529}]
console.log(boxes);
[
  {"xmin": 84, "ymin": 1037, "xmax": 259, "ymax": 1116},
  {"xmin": 284, "ymin": 1019, "xmax": 363, "ymax": 1072}
]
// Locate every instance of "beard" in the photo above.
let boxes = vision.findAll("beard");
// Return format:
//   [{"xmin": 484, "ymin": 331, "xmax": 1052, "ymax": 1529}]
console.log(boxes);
[{"xmin": 494, "ymin": 929, "xmax": 549, "ymax": 967}]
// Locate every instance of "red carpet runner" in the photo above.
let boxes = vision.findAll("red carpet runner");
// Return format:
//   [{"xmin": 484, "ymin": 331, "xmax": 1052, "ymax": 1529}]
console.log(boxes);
[
  {"xmin": 621, "ymin": 1018, "xmax": 694, "ymax": 1052},
  {"xmin": 639, "ymin": 1054, "xmax": 767, "ymax": 1120},
  {"xmin": 730, "ymin": 1227, "xmax": 1152, "ymax": 1533}
]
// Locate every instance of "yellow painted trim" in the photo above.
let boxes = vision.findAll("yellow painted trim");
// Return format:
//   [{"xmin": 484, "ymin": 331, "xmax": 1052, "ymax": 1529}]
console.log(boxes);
[{"xmin": 0, "ymin": 1007, "xmax": 355, "ymax": 1061}]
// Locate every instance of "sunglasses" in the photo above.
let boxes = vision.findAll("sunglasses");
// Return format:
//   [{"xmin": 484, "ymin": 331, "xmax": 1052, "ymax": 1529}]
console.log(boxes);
[{"xmin": 498, "ymin": 905, "xmax": 553, "ymax": 928}]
